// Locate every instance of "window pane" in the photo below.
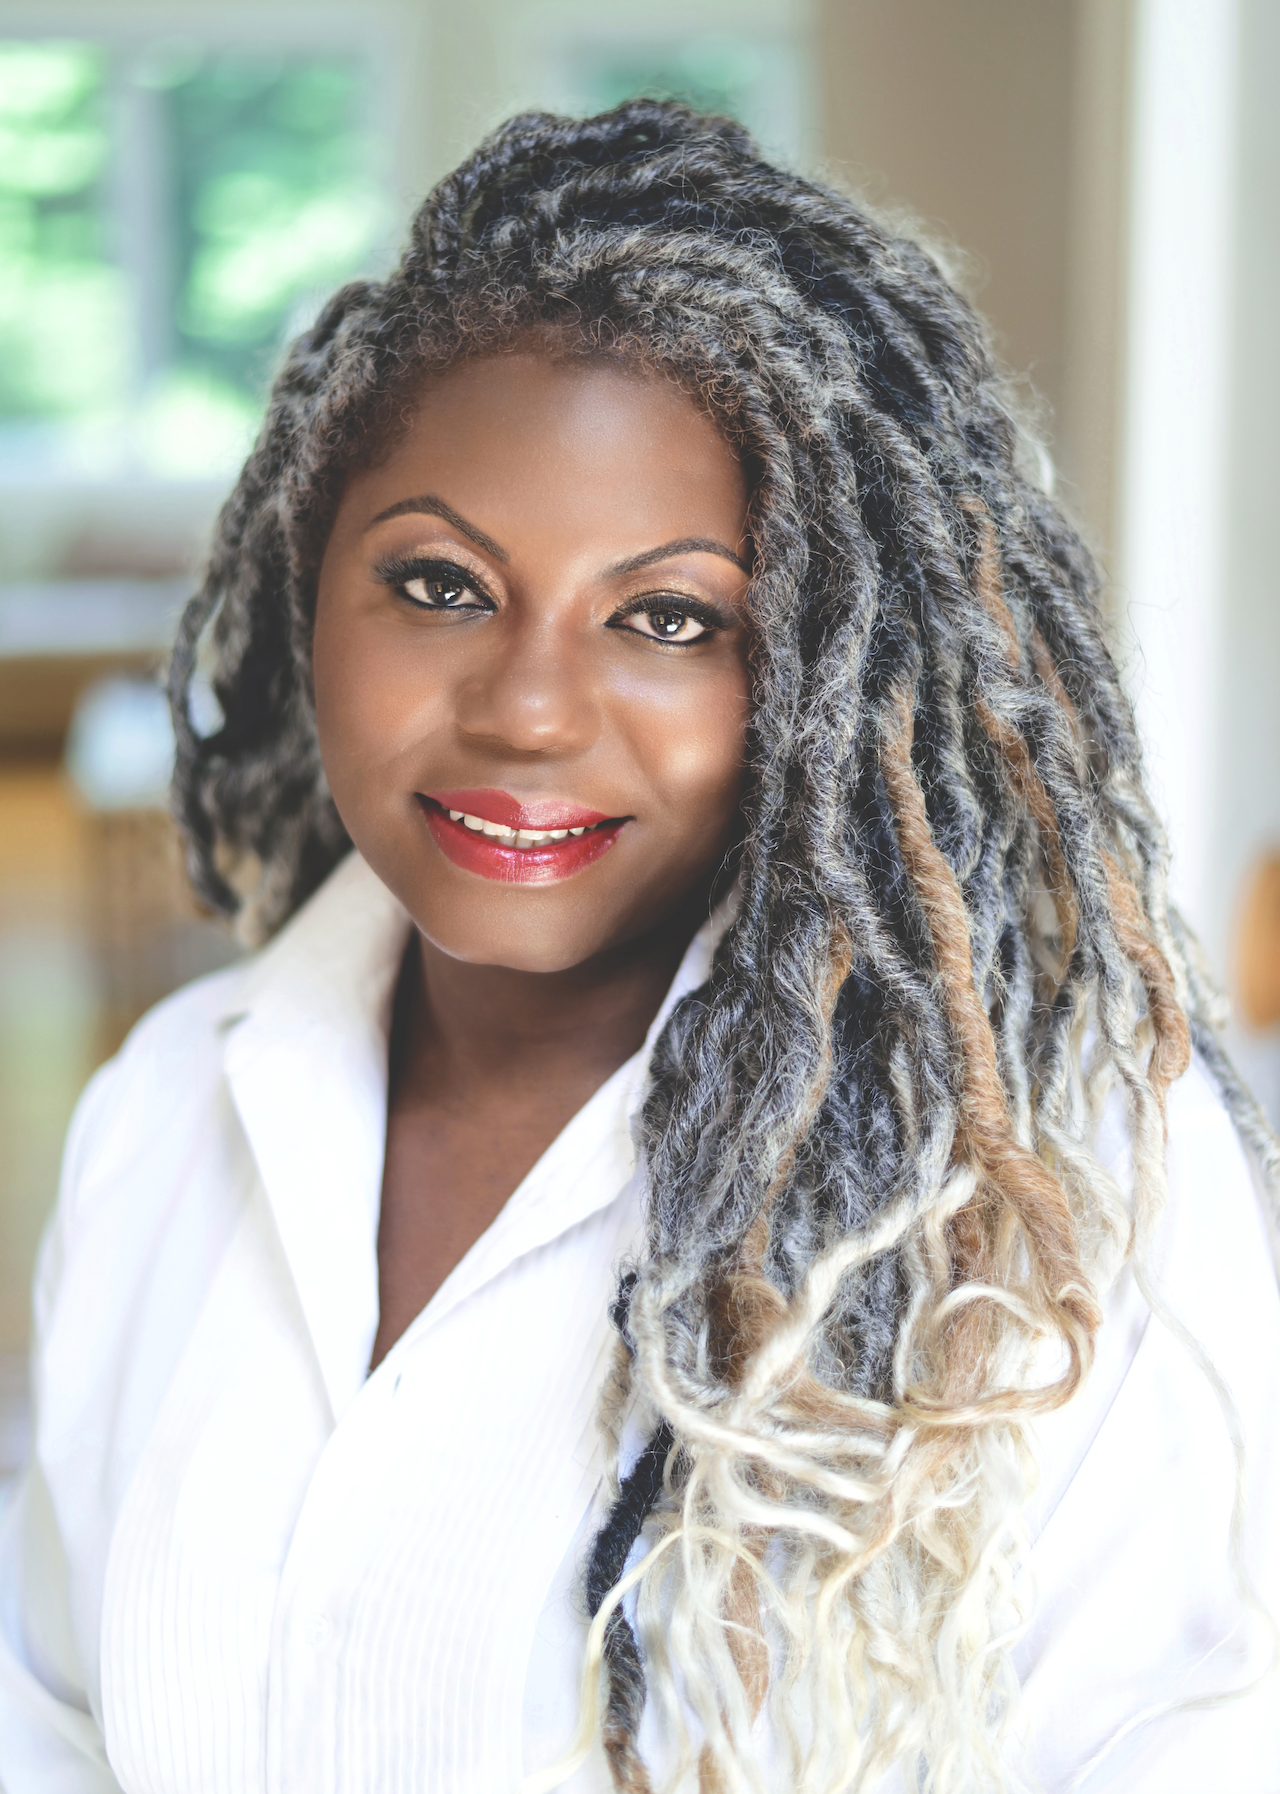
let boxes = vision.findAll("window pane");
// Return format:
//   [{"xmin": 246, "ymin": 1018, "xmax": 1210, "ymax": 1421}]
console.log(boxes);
[
  {"xmin": 166, "ymin": 52, "xmax": 384, "ymax": 410},
  {"xmin": 0, "ymin": 41, "xmax": 128, "ymax": 421},
  {"xmin": 0, "ymin": 41, "xmax": 384, "ymax": 476},
  {"xmin": 548, "ymin": 30, "xmax": 805, "ymax": 165},
  {"xmin": 569, "ymin": 34, "xmax": 767, "ymax": 121}
]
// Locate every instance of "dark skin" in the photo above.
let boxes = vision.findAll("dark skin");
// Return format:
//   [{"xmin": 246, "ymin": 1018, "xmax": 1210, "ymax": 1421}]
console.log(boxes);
[{"xmin": 312, "ymin": 350, "xmax": 753, "ymax": 1369}]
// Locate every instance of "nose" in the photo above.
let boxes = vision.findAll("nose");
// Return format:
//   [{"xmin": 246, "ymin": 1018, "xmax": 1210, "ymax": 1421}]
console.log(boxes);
[{"xmin": 451, "ymin": 613, "xmax": 600, "ymax": 757}]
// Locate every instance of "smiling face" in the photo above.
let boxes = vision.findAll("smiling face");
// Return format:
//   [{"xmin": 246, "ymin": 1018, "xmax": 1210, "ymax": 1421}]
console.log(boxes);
[{"xmin": 312, "ymin": 349, "xmax": 753, "ymax": 974}]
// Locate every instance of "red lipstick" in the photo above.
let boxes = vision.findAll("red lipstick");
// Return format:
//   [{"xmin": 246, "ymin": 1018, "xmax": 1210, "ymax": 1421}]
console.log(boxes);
[
  {"xmin": 428, "ymin": 788, "xmax": 609, "ymax": 831},
  {"xmin": 418, "ymin": 788, "xmax": 627, "ymax": 884}
]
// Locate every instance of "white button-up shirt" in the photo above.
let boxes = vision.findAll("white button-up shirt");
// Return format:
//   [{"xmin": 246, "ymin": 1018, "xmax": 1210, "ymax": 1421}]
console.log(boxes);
[{"xmin": 0, "ymin": 850, "xmax": 1277, "ymax": 1793}]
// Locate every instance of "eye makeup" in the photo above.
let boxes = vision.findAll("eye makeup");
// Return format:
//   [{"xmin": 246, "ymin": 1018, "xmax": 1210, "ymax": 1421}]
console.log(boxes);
[
  {"xmin": 606, "ymin": 591, "xmax": 732, "ymax": 644},
  {"xmin": 375, "ymin": 546, "xmax": 736, "ymax": 639},
  {"xmin": 373, "ymin": 552, "xmax": 495, "ymax": 611}
]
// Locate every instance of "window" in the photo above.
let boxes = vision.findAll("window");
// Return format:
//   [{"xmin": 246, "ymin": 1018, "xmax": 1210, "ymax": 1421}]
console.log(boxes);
[
  {"xmin": 0, "ymin": 44, "xmax": 122, "ymax": 428},
  {"xmin": 0, "ymin": 38, "xmax": 387, "ymax": 482},
  {"xmin": 541, "ymin": 27, "xmax": 809, "ymax": 167}
]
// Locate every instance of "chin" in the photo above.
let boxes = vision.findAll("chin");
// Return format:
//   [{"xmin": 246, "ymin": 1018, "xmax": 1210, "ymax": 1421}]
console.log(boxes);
[{"xmin": 419, "ymin": 917, "xmax": 612, "ymax": 976}]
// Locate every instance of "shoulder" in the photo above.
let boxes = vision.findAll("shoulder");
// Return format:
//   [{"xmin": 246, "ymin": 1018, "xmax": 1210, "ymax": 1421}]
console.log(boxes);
[
  {"xmin": 1161, "ymin": 1049, "xmax": 1277, "ymax": 1298},
  {"xmin": 1018, "ymin": 1055, "xmax": 1280, "ymax": 1786},
  {"xmin": 51, "ymin": 961, "xmax": 248, "ymax": 1241},
  {"xmin": 1118, "ymin": 1050, "xmax": 1280, "ymax": 1461},
  {"xmin": 1166, "ymin": 1048, "xmax": 1259, "ymax": 1164},
  {"xmin": 34, "ymin": 957, "xmax": 261, "ymax": 1378},
  {"xmin": 40, "ymin": 851, "xmax": 408, "ymax": 1323},
  {"xmin": 1094, "ymin": 1045, "xmax": 1280, "ymax": 1535},
  {"xmin": 23, "ymin": 962, "xmax": 266, "ymax": 1680}
]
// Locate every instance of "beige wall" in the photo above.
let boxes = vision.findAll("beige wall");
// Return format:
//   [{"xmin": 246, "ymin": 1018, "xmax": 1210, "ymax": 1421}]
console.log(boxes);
[{"xmin": 816, "ymin": 0, "xmax": 1129, "ymax": 566}]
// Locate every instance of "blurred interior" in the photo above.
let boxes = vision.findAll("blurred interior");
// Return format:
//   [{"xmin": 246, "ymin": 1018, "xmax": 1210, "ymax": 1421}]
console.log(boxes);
[{"xmin": 1, "ymin": 0, "xmax": 1278, "ymax": 1490}]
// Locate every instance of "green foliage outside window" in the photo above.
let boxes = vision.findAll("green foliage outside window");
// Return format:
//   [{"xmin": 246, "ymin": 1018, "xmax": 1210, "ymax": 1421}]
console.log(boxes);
[
  {"xmin": 0, "ymin": 43, "xmax": 127, "ymax": 420},
  {"xmin": 0, "ymin": 40, "xmax": 383, "ymax": 474},
  {"xmin": 570, "ymin": 34, "xmax": 767, "ymax": 123},
  {"xmin": 167, "ymin": 53, "xmax": 383, "ymax": 405}
]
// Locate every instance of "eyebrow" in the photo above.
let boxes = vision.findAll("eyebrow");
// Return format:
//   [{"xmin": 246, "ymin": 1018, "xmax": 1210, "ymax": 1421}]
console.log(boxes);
[
  {"xmin": 363, "ymin": 494, "xmax": 508, "ymax": 562},
  {"xmin": 363, "ymin": 500, "xmax": 749, "ymax": 580},
  {"xmin": 606, "ymin": 537, "xmax": 750, "ymax": 577}
]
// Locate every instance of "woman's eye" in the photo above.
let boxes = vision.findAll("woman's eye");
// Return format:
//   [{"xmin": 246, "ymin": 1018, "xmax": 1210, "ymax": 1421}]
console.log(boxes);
[
  {"xmin": 623, "ymin": 606, "xmax": 712, "ymax": 643},
  {"xmin": 402, "ymin": 575, "xmax": 479, "ymax": 609}
]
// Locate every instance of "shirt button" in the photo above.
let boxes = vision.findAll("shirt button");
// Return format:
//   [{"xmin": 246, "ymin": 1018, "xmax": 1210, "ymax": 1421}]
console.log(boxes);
[{"xmin": 309, "ymin": 1612, "xmax": 333, "ymax": 1648}]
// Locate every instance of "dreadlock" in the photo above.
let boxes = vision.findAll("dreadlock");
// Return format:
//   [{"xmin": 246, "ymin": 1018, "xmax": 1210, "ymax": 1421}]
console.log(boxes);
[{"xmin": 168, "ymin": 98, "xmax": 1274, "ymax": 1793}]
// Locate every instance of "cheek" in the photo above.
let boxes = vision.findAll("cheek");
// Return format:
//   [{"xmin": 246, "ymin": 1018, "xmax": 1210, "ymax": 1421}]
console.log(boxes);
[
  {"xmin": 624, "ymin": 662, "xmax": 750, "ymax": 834},
  {"xmin": 312, "ymin": 614, "xmax": 375, "ymax": 801},
  {"xmin": 313, "ymin": 610, "xmax": 441, "ymax": 793}
]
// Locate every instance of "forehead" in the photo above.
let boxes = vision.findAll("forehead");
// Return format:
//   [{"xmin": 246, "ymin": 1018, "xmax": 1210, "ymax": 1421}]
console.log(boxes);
[
  {"xmin": 410, "ymin": 342, "xmax": 716, "ymax": 435},
  {"xmin": 336, "ymin": 349, "xmax": 748, "ymax": 552}
]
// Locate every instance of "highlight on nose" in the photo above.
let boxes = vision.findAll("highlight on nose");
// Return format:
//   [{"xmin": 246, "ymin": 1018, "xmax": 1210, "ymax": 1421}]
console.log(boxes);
[{"xmin": 453, "ymin": 628, "xmax": 600, "ymax": 753}]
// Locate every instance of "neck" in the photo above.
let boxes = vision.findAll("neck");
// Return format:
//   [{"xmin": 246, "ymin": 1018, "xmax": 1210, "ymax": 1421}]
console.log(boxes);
[{"xmin": 392, "ymin": 900, "xmax": 707, "ymax": 1106}]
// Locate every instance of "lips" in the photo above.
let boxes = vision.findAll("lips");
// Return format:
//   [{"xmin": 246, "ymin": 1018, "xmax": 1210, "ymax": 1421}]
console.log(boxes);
[
  {"xmin": 418, "ymin": 788, "xmax": 628, "ymax": 884},
  {"xmin": 428, "ymin": 788, "xmax": 610, "ymax": 832}
]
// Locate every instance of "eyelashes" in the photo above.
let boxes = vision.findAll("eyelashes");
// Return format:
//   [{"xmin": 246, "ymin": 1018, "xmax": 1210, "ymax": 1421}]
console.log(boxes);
[
  {"xmin": 605, "ymin": 594, "xmax": 728, "ymax": 644},
  {"xmin": 374, "ymin": 554, "xmax": 493, "ymax": 612},
  {"xmin": 372, "ymin": 552, "xmax": 732, "ymax": 644}
]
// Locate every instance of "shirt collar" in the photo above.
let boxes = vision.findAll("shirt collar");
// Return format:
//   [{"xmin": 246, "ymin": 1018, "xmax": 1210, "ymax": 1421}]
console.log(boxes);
[
  {"xmin": 217, "ymin": 852, "xmax": 409, "ymax": 1419},
  {"xmin": 215, "ymin": 851, "xmax": 730, "ymax": 1418}
]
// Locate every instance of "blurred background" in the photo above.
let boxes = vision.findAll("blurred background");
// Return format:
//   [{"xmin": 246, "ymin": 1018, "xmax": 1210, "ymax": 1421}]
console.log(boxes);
[{"xmin": 0, "ymin": 0, "xmax": 1278, "ymax": 1490}]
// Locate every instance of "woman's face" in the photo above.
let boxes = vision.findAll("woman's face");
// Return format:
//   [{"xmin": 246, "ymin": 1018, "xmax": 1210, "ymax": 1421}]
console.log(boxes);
[{"xmin": 313, "ymin": 350, "xmax": 753, "ymax": 974}]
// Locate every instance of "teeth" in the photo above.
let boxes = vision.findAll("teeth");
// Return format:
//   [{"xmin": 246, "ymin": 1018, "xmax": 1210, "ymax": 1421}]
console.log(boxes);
[{"xmin": 446, "ymin": 806, "xmax": 604, "ymax": 849}]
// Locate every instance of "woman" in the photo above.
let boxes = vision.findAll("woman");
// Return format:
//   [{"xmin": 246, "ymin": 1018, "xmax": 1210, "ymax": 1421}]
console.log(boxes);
[{"xmin": 1, "ymin": 101, "xmax": 1277, "ymax": 1794}]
